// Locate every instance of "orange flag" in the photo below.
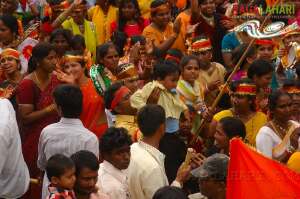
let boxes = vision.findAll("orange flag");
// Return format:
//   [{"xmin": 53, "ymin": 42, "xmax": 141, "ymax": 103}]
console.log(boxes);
[{"xmin": 226, "ymin": 139, "xmax": 300, "ymax": 199}]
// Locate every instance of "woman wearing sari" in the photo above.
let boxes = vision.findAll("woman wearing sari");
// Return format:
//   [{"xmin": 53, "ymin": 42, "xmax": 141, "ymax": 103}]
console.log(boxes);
[
  {"xmin": 59, "ymin": 52, "xmax": 108, "ymax": 138},
  {"xmin": 16, "ymin": 43, "xmax": 60, "ymax": 199},
  {"xmin": 256, "ymin": 90, "xmax": 300, "ymax": 162},
  {"xmin": 210, "ymin": 79, "xmax": 267, "ymax": 147},
  {"xmin": 88, "ymin": 0, "xmax": 118, "ymax": 45}
]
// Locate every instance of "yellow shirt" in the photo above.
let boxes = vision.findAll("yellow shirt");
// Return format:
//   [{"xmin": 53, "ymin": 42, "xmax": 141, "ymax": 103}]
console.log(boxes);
[
  {"xmin": 130, "ymin": 81, "xmax": 188, "ymax": 119},
  {"xmin": 88, "ymin": 5, "xmax": 118, "ymax": 45},
  {"xmin": 143, "ymin": 23, "xmax": 175, "ymax": 47},
  {"xmin": 213, "ymin": 110, "xmax": 267, "ymax": 146}
]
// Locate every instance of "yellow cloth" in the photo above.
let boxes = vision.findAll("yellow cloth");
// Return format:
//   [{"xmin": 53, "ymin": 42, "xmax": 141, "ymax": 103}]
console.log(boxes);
[
  {"xmin": 88, "ymin": 5, "xmax": 118, "ymax": 45},
  {"xmin": 138, "ymin": 0, "xmax": 153, "ymax": 19},
  {"xmin": 198, "ymin": 62, "xmax": 226, "ymax": 105},
  {"xmin": 62, "ymin": 18, "xmax": 98, "ymax": 61},
  {"xmin": 213, "ymin": 110, "xmax": 267, "ymax": 146},
  {"xmin": 172, "ymin": 11, "xmax": 191, "ymax": 53},
  {"xmin": 287, "ymin": 152, "xmax": 300, "ymax": 174},
  {"xmin": 142, "ymin": 23, "xmax": 175, "ymax": 47},
  {"xmin": 115, "ymin": 115, "xmax": 139, "ymax": 137},
  {"xmin": 130, "ymin": 81, "xmax": 188, "ymax": 119}
]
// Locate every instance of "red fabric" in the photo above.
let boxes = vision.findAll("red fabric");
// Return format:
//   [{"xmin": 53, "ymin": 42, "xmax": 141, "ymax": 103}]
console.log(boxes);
[
  {"xmin": 17, "ymin": 75, "xmax": 60, "ymax": 199},
  {"xmin": 110, "ymin": 18, "xmax": 150, "ymax": 37},
  {"xmin": 227, "ymin": 139, "xmax": 300, "ymax": 199}
]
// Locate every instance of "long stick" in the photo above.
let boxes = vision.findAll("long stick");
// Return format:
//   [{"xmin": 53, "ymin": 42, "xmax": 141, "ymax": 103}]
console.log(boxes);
[{"xmin": 192, "ymin": 5, "xmax": 280, "ymax": 143}]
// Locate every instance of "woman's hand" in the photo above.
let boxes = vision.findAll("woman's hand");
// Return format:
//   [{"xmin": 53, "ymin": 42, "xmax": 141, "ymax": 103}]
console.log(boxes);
[{"xmin": 54, "ymin": 69, "xmax": 75, "ymax": 84}]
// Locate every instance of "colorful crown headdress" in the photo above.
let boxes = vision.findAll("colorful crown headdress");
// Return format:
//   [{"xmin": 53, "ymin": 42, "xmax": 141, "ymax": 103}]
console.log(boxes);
[
  {"xmin": 234, "ymin": 83, "xmax": 256, "ymax": 96},
  {"xmin": 188, "ymin": 38, "xmax": 212, "ymax": 54}
]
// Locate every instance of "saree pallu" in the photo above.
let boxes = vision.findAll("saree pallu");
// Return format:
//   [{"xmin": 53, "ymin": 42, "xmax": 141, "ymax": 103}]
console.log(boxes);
[
  {"xmin": 17, "ymin": 75, "xmax": 60, "ymax": 199},
  {"xmin": 80, "ymin": 79, "xmax": 108, "ymax": 138}
]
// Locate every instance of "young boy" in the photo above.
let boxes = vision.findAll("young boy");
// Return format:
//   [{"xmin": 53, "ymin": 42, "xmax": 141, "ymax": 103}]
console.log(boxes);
[
  {"xmin": 46, "ymin": 154, "xmax": 76, "ymax": 199},
  {"xmin": 130, "ymin": 60, "xmax": 188, "ymax": 134},
  {"xmin": 98, "ymin": 127, "xmax": 132, "ymax": 199}
]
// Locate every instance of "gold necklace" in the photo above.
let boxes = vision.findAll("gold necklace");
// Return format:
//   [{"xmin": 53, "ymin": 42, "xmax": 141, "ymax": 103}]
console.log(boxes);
[
  {"xmin": 200, "ymin": 12, "xmax": 214, "ymax": 27},
  {"xmin": 34, "ymin": 71, "xmax": 41, "ymax": 86}
]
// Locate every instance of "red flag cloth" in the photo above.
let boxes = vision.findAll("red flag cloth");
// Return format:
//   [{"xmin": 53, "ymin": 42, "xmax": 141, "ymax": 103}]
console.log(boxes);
[{"xmin": 227, "ymin": 139, "xmax": 300, "ymax": 199}]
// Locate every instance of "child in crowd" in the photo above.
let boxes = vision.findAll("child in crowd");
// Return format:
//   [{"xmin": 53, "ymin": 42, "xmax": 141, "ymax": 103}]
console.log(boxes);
[
  {"xmin": 46, "ymin": 154, "xmax": 76, "ymax": 199},
  {"xmin": 104, "ymin": 83, "xmax": 139, "ymax": 139},
  {"xmin": 176, "ymin": 55, "xmax": 206, "ymax": 133},
  {"xmin": 247, "ymin": 59, "xmax": 273, "ymax": 113},
  {"xmin": 98, "ymin": 127, "xmax": 132, "ymax": 199},
  {"xmin": 130, "ymin": 60, "xmax": 188, "ymax": 134}
]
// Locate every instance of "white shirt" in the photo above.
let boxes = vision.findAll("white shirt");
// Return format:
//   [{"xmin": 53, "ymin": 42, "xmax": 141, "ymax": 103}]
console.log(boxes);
[
  {"xmin": 97, "ymin": 160, "xmax": 130, "ymax": 199},
  {"xmin": 128, "ymin": 141, "xmax": 169, "ymax": 199},
  {"xmin": 38, "ymin": 117, "xmax": 99, "ymax": 199},
  {"xmin": 0, "ymin": 99, "xmax": 30, "ymax": 198}
]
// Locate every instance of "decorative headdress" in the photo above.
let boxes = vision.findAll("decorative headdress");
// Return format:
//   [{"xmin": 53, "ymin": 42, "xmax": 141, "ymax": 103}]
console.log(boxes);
[
  {"xmin": 1, "ymin": 48, "xmax": 20, "ymax": 60},
  {"xmin": 115, "ymin": 63, "xmax": 139, "ymax": 81},
  {"xmin": 282, "ymin": 85, "xmax": 300, "ymax": 94},
  {"xmin": 283, "ymin": 29, "xmax": 300, "ymax": 39},
  {"xmin": 188, "ymin": 38, "xmax": 212, "ymax": 54},
  {"xmin": 234, "ymin": 83, "xmax": 256, "ymax": 96}
]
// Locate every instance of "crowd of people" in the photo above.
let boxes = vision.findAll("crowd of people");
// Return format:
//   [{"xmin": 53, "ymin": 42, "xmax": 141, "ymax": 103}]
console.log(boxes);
[{"xmin": 1, "ymin": 0, "xmax": 300, "ymax": 198}]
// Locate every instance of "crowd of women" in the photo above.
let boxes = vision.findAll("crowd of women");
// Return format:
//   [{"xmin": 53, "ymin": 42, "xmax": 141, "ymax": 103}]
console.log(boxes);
[{"xmin": 1, "ymin": 0, "xmax": 300, "ymax": 198}]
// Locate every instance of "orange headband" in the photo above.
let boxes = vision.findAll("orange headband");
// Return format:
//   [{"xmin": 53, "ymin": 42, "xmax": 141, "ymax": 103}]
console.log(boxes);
[
  {"xmin": 255, "ymin": 39, "xmax": 274, "ymax": 46},
  {"xmin": 235, "ymin": 83, "xmax": 256, "ymax": 96},
  {"xmin": 165, "ymin": 54, "xmax": 181, "ymax": 64},
  {"xmin": 110, "ymin": 86, "xmax": 130, "ymax": 110},
  {"xmin": 190, "ymin": 39, "xmax": 212, "ymax": 53},
  {"xmin": 1, "ymin": 48, "xmax": 20, "ymax": 60},
  {"xmin": 151, "ymin": 3, "xmax": 170, "ymax": 14}
]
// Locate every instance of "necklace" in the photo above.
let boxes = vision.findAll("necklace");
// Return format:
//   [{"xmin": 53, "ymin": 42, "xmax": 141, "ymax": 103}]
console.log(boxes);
[
  {"xmin": 200, "ymin": 12, "xmax": 214, "ymax": 27},
  {"xmin": 270, "ymin": 120, "xmax": 289, "ymax": 139},
  {"xmin": 34, "ymin": 71, "xmax": 41, "ymax": 86}
]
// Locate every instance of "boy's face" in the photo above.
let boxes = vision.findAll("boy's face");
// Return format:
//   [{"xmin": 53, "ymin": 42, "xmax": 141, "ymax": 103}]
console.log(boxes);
[
  {"xmin": 74, "ymin": 167, "xmax": 98, "ymax": 195},
  {"xmin": 55, "ymin": 167, "xmax": 76, "ymax": 190},
  {"xmin": 105, "ymin": 145, "xmax": 131, "ymax": 170},
  {"xmin": 194, "ymin": 50, "xmax": 212, "ymax": 68},
  {"xmin": 160, "ymin": 72, "xmax": 180, "ymax": 91},
  {"xmin": 253, "ymin": 72, "xmax": 272, "ymax": 89},
  {"xmin": 179, "ymin": 115, "xmax": 192, "ymax": 136}
]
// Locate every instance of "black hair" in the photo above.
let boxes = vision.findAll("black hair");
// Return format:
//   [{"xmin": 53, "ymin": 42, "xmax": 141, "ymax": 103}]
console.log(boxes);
[
  {"xmin": 230, "ymin": 78, "xmax": 256, "ymax": 111},
  {"xmin": 137, "ymin": 104, "xmax": 166, "ymax": 137},
  {"xmin": 70, "ymin": 34, "xmax": 86, "ymax": 50},
  {"xmin": 48, "ymin": 0, "xmax": 64, "ymax": 6},
  {"xmin": 180, "ymin": 55, "xmax": 200, "ymax": 70},
  {"xmin": 118, "ymin": 0, "xmax": 143, "ymax": 32},
  {"xmin": 153, "ymin": 60, "xmax": 181, "ymax": 80},
  {"xmin": 247, "ymin": 59, "xmax": 273, "ymax": 79},
  {"xmin": 151, "ymin": 0, "xmax": 168, "ymax": 17},
  {"xmin": 53, "ymin": 84, "xmax": 83, "ymax": 118},
  {"xmin": 268, "ymin": 90, "xmax": 291, "ymax": 113},
  {"xmin": 104, "ymin": 82, "xmax": 123, "ymax": 112},
  {"xmin": 46, "ymin": 154, "xmax": 75, "ymax": 181},
  {"xmin": 99, "ymin": 127, "xmax": 132, "ymax": 155},
  {"xmin": 28, "ymin": 42, "xmax": 55, "ymax": 73},
  {"xmin": 96, "ymin": 42, "xmax": 118, "ymax": 64},
  {"xmin": 131, "ymin": 35, "xmax": 146, "ymax": 45},
  {"xmin": 219, "ymin": 117, "xmax": 246, "ymax": 139},
  {"xmin": 49, "ymin": 28, "xmax": 73, "ymax": 46},
  {"xmin": 70, "ymin": 150, "xmax": 99, "ymax": 176},
  {"xmin": 0, "ymin": 15, "xmax": 19, "ymax": 36},
  {"xmin": 153, "ymin": 186, "xmax": 188, "ymax": 199},
  {"xmin": 295, "ymin": 61, "xmax": 300, "ymax": 78},
  {"xmin": 232, "ymin": 43, "xmax": 256, "ymax": 69},
  {"xmin": 111, "ymin": 31, "xmax": 127, "ymax": 56}
]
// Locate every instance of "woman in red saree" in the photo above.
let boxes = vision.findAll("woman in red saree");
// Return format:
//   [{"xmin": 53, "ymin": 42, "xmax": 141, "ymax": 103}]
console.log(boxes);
[
  {"xmin": 59, "ymin": 52, "xmax": 108, "ymax": 138},
  {"xmin": 16, "ymin": 43, "xmax": 60, "ymax": 199}
]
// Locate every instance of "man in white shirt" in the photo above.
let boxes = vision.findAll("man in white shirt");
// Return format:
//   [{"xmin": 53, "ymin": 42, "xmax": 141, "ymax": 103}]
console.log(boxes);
[
  {"xmin": 97, "ymin": 127, "xmax": 132, "ymax": 199},
  {"xmin": 128, "ymin": 104, "xmax": 191, "ymax": 199},
  {"xmin": 38, "ymin": 84, "xmax": 99, "ymax": 198},
  {"xmin": 0, "ymin": 99, "xmax": 30, "ymax": 198}
]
